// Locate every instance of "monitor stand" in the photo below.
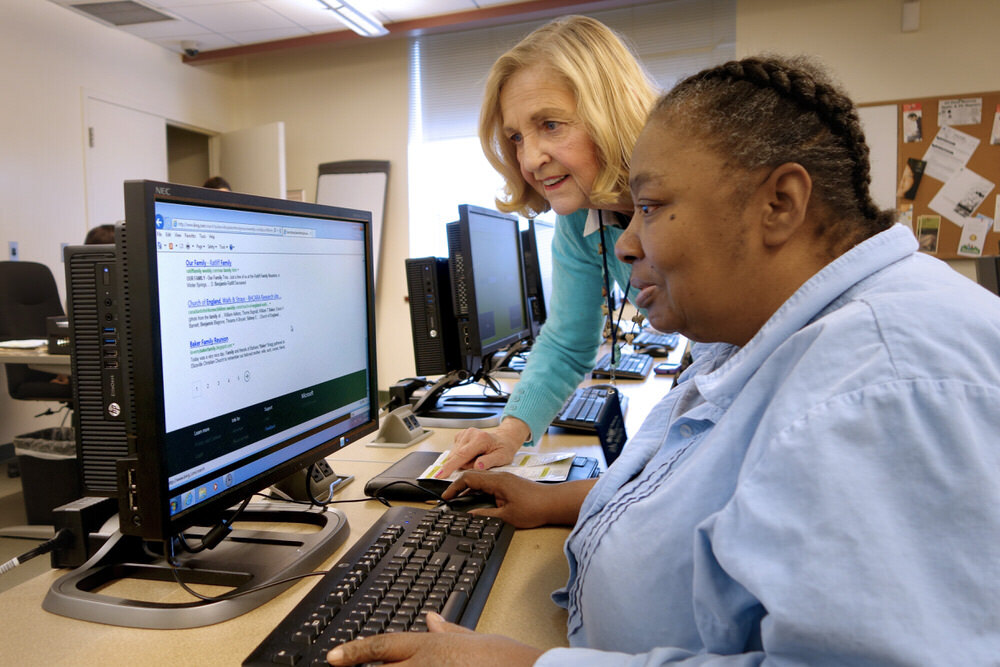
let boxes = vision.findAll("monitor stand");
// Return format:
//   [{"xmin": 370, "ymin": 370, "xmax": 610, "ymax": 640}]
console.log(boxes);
[
  {"xmin": 43, "ymin": 503, "xmax": 349, "ymax": 629},
  {"xmin": 411, "ymin": 370, "xmax": 506, "ymax": 429}
]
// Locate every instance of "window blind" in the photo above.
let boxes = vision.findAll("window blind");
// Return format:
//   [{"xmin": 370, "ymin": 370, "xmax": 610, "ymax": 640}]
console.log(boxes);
[{"xmin": 410, "ymin": 0, "xmax": 736, "ymax": 143}]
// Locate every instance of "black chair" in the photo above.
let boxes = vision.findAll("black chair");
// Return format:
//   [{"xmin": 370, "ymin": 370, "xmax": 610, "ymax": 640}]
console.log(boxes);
[{"xmin": 0, "ymin": 261, "xmax": 73, "ymax": 404}]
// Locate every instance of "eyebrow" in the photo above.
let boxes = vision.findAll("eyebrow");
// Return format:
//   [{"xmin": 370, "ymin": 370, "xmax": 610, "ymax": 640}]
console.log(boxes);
[
  {"xmin": 629, "ymin": 171, "xmax": 654, "ymax": 193},
  {"xmin": 502, "ymin": 107, "xmax": 573, "ymax": 135}
]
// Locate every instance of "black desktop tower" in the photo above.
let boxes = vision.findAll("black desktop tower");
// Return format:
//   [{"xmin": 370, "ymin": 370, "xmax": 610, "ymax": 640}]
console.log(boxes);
[
  {"xmin": 405, "ymin": 256, "xmax": 461, "ymax": 376},
  {"xmin": 975, "ymin": 256, "xmax": 1000, "ymax": 297},
  {"xmin": 64, "ymin": 243, "xmax": 131, "ymax": 496}
]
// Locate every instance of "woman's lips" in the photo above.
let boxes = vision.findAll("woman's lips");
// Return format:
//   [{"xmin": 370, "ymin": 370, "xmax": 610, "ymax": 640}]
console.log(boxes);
[
  {"xmin": 541, "ymin": 175, "xmax": 568, "ymax": 190},
  {"xmin": 632, "ymin": 283, "xmax": 656, "ymax": 309}
]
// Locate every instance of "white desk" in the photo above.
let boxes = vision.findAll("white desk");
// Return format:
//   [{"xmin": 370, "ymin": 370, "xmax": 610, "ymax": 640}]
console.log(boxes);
[{"xmin": 0, "ymin": 343, "xmax": 683, "ymax": 666}]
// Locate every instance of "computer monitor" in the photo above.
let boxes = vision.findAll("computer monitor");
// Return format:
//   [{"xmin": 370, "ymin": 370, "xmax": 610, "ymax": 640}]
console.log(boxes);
[
  {"xmin": 408, "ymin": 205, "xmax": 531, "ymax": 427},
  {"xmin": 520, "ymin": 217, "xmax": 555, "ymax": 339},
  {"xmin": 45, "ymin": 180, "xmax": 378, "ymax": 629}
]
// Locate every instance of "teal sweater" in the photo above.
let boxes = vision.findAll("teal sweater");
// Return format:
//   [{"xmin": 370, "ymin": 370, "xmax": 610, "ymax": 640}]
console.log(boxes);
[{"xmin": 504, "ymin": 209, "xmax": 633, "ymax": 443}]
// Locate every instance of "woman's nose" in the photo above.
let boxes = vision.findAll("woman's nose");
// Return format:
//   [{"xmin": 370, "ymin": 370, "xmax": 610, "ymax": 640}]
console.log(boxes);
[{"xmin": 615, "ymin": 218, "xmax": 642, "ymax": 264}]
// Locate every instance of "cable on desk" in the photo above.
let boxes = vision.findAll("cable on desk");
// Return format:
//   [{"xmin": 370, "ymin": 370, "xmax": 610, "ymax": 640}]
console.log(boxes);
[{"xmin": 0, "ymin": 528, "xmax": 73, "ymax": 576}]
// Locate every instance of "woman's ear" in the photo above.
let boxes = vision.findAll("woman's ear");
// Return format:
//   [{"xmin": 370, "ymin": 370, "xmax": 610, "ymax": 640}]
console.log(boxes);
[{"xmin": 757, "ymin": 162, "xmax": 811, "ymax": 247}]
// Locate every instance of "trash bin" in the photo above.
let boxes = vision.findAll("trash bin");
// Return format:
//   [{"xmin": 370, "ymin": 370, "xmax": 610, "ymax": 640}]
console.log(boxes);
[{"xmin": 13, "ymin": 426, "xmax": 80, "ymax": 524}]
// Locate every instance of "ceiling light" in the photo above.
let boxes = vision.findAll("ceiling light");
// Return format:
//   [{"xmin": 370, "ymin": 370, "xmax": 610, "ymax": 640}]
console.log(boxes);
[{"xmin": 316, "ymin": 1, "xmax": 388, "ymax": 37}]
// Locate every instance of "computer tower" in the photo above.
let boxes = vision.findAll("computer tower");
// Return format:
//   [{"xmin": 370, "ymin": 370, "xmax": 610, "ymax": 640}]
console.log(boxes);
[
  {"xmin": 405, "ymin": 256, "xmax": 460, "ymax": 376},
  {"xmin": 975, "ymin": 256, "xmax": 1000, "ymax": 297},
  {"xmin": 64, "ymin": 243, "xmax": 131, "ymax": 496}
]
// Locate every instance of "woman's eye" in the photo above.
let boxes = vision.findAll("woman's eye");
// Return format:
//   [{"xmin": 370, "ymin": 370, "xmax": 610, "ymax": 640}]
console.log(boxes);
[
  {"xmin": 509, "ymin": 132, "xmax": 522, "ymax": 144},
  {"xmin": 543, "ymin": 121, "xmax": 560, "ymax": 131},
  {"xmin": 637, "ymin": 204, "xmax": 659, "ymax": 216}
]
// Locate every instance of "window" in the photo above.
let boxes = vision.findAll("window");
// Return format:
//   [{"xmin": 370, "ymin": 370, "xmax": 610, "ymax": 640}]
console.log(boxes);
[{"xmin": 407, "ymin": 0, "xmax": 736, "ymax": 257}]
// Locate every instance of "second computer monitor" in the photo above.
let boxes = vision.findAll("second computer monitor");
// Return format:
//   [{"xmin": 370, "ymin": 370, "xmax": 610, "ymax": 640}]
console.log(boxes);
[
  {"xmin": 446, "ymin": 204, "xmax": 531, "ymax": 372},
  {"xmin": 521, "ymin": 217, "xmax": 555, "ymax": 339}
]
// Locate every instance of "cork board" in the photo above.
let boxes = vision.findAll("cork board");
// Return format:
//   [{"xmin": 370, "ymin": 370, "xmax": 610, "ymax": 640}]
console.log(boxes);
[{"xmin": 868, "ymin": 92, "xmax": 1000, "ymax": 259}]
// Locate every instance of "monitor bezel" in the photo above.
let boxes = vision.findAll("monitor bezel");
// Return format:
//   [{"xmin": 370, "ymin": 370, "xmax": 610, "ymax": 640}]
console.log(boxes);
[
  {"xmin": 121, "ymin": 179, "xmax": 379, "ymax": 542},
  {"xmin": 520, "ymin": 217, "xmax": 555, "ymax": 340},
  {"xmin": 449, "ymin": 204, "xmax": 532, "ymax": 365}
]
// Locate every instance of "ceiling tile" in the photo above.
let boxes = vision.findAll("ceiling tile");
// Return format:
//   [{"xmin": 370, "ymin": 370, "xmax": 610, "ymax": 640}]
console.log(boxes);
[
  {"xmin": 259, "ymin": 0, "xmax": 353, "ymax": 29},
  {"xmin": 169, "ymin": 1, "xmax": 299, "ymax": 33}
]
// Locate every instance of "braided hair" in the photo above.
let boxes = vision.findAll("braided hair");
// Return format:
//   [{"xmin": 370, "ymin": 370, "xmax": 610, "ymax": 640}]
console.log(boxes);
[{"xmin": 654, "ymin": 56, "xmax": 894, "ymax": 252}]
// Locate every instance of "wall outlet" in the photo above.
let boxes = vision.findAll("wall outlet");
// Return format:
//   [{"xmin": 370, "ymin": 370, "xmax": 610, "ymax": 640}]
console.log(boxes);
[{"xmin": 8, "ymin": 241, "xmax": 18, "ymax": 261}]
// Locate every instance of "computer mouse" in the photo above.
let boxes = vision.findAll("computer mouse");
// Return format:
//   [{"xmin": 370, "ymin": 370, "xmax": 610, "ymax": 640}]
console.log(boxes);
[
  {"xmin": 443, "ymin": 491, "xmax": 496, "ymax": 512},
  {"xmin": 639, "ymin": 345, "xmax": 671, "ymax": 358}
]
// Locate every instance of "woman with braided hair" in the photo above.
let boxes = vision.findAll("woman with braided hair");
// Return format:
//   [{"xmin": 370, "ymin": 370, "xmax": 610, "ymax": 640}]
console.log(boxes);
[{"xmin": 328, "ymin": 55, "xmax": 1000, "ymax": 666}]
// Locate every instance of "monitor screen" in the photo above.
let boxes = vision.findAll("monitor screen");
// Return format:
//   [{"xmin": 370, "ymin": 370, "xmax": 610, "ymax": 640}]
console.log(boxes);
[
  {"xmin": 120, "ymin": 180, "xmax": 378, "ymax": 541},
  {"xmin": 447, "ymin": 204, "xmax": 531, "ymax": 366},
  {"xmin": 521, "ymin": 217, "xmax": 555, "ymax": 338}
]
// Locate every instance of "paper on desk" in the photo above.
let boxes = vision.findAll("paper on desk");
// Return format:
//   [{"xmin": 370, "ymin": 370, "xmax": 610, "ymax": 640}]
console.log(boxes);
[
  {"xmin": 0, "ymin": 339, "xmax": 47, "ymax": 349},
  {"xmin": 419, "ymin": 450, "xmax": 576, "ymax": 483}
]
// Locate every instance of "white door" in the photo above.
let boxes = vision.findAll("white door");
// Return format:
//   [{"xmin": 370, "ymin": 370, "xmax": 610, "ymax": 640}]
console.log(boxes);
[
  {"xmin": 212, "ymin": 122, "xmax": 287, "ymax": 199},
  {"xmin": 84, "ymin": 96, "xmax": 168, "ymax": 228}
]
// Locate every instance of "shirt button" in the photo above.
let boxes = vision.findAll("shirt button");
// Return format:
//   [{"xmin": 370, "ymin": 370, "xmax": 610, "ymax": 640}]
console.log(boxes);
[{"xmin": 678, "ymin": 424, "xmax": 693, "ymax": 438}]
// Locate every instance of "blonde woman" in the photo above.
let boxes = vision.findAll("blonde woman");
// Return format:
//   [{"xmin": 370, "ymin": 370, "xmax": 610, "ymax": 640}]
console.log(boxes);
[{"xmin": 439, "ymin": 16, "xmax": 658, "ymax": 477}]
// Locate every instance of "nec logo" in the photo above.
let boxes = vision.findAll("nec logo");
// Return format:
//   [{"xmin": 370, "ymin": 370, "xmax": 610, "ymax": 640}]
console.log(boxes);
[{"xmin": 155, "ymin": 187, "xmax": 171, "ymax": 195}]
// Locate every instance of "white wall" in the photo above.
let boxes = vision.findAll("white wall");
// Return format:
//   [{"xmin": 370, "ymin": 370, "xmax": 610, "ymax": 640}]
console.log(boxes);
[
  {"xmin": 232, "ymin": 40, "xmax": 411, "ymax": 394},
  {"xmin": 0, "ymin": 0, "xmax": 239, "ymax": 443}
]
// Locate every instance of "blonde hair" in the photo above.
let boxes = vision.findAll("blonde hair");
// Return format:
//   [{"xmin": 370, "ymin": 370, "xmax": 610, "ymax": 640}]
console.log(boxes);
[{"xmin": 479, "ymin": 15, "xmax": 658, "ymax": 218}]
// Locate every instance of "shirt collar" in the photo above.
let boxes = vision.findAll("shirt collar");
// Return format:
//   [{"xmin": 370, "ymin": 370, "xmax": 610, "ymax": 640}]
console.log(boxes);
[
  {"xmin": 582, "ymin": 209, "xmax": 601, "ymax": 236},
  {"xmin": 582, "ymin": 209, "xmax": 629, "ymax": 237}
]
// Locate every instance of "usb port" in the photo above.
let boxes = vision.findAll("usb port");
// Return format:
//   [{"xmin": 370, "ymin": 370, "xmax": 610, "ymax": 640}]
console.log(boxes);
[
  {"xmin": 103, "ymin": 359, "xmax": 119, "ymax": 369},
  {"xmin": 102, "ymin": 327, "xmax": 117, "ymax": 334},
  {"xmin": 103, "ymin": 347, "xmax": 118, "ymax": 357},
  {"xmin": 103, "ymin": 338, "xmax": 117, "ymax": 346}
]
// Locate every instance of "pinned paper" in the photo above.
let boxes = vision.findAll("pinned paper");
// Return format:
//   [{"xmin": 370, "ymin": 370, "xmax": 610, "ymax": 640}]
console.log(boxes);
[
  {"xmin": 929, "ymin": 167, "xmax": 995, "ymax": 226},
  {"xmin": 922, "ymin": 126, "xmax": 980, "ymax": 182},
  {"xmin": 938, "ymin": 98, "xmax": 982, "ymax": 126},
  {"xmin": 903, "ymin": 103, "xmax": 923, "ymax": 143},
  {"xmin": 916, "ymin": 215, "xmax": 940, "ymax": 253},
  {"xmin": 957, "ymin": 215, "xmax": 991, "ymax": 257}
]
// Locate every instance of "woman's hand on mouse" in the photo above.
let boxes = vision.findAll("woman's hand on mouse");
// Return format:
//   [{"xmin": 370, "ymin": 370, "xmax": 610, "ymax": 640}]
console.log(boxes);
[{"xmin": 442, "ymin": 471, "xmax": 596, "ymax": 528}]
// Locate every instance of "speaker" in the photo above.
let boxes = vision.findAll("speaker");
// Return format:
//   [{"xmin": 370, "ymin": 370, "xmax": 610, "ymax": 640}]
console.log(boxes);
[{"xmin": 405, "ymin": 257, "xmax": 460, "ymax": 376}]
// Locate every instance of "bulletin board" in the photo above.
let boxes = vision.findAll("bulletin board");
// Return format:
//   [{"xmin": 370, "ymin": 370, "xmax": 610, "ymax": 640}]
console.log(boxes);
[{"xmin": 868, "ymin": 91, "xmax": 1000, "ymax": 259}]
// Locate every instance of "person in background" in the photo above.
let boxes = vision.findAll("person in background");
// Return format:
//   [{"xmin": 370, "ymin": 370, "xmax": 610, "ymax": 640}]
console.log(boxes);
[
  {"xmin": 437, "ymin": 15, "xmax": 658, "ymax": 478},
  {"xmin": 84, "ymin": 223, "xmax": 115, "ymax": 245},
  {"xmin": 202, "ymin": 176, "xmax": 231, "ymax": 191},
  {"xmin": 328, "ymin": 54, "xmax": 1000, "ymax": 665}
]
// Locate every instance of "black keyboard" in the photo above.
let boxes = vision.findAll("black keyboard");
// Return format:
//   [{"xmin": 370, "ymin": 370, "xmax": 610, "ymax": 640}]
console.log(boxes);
[
  {"xmin": 243, "ymin": 505, "xmax": 514, "ymax": 666},
  {"xmin": 592, "ymin": 351, "xmax": 653, "ymax": 380},
  {"xmin": 551, "ymin": 385, "xmax": 629, "ymax": 433},
  {"xmin": 632, "ymin": 330, "xmax": 679, "ymax": 350}
]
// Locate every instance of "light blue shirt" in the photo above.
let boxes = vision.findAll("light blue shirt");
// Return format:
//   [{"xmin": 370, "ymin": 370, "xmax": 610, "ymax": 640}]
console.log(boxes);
[
  {"xmin": 504, "ymin": 209, "xmax": 633, "ymax": 443},
  {"xmin": 537, "ymin": 225, "xmax": 1000, "ymax": 665}
]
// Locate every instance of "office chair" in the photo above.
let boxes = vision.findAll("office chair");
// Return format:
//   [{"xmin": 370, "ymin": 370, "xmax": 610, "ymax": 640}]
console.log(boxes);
[{"xmin": 0, "ymin": 261, "xmax": 73, "ymax": 405}]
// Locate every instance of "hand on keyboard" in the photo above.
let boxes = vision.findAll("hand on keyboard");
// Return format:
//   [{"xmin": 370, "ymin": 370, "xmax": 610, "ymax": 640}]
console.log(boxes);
[{"xmin": 326, "ymin": 611, "xmax": 543, "ymax": 667}]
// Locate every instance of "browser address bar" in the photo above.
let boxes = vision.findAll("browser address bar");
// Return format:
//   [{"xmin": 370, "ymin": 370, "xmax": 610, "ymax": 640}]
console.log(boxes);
[
  {"xmin": 171, "ymin": 219, "xmax": 282, "ymax": 235},
  {"xmin": 170, "ymin": 219, "xmax": 316, "ymax": 237}
]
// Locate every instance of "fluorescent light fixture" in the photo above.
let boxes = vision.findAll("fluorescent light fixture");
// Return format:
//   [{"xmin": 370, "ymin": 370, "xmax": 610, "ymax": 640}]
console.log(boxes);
[{"xmin": 316, "ymin": 1, "xmax": 388, "ymax": 37}]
